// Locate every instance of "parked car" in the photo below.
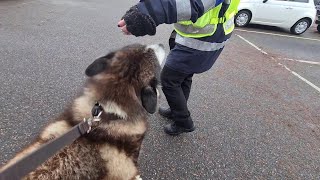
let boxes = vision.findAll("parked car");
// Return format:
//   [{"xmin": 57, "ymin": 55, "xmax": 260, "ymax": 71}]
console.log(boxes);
[
  {"xmin": 235, "ymin": 0, "xmax": 317, "ymax": 35},
  {"xmin": 316, "ymin": 4, "xmax": 320, "ymax": 32}
]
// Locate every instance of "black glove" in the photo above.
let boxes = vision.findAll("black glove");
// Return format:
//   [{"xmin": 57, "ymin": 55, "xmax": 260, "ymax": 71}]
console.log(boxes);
[{"xmin": 122, "ymin": 6, "xmax": 156, "ymax": 37}]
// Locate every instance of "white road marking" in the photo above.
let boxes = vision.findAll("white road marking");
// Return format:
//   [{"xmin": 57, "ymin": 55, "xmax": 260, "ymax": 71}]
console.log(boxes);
[
  {"xmin": 236, "ymin": 34, "xmax": 320, "ymax": 94},
  {"xmin": 235, "ymin": 29, "xmax": 320, "ymax": 42},
  {"xmin": 277, "ymin": 58, "xmax": 320, "ymax": 65},
  {"xmin": 236, "ymin": 35, "xmax": 268, "ymax": 55},
  {"xmin": 237, "ymin": 34, "xmax": 320, "ymax": 65},
  {"xmin": 278, "ymin": 62, "xmax": 320, "ymax": 93}
]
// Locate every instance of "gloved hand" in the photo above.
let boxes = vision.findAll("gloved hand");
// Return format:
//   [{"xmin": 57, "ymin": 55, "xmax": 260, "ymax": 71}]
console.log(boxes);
[{"xmin": 118, "ymin": 6, "xmax": 156, "ymax": 37}]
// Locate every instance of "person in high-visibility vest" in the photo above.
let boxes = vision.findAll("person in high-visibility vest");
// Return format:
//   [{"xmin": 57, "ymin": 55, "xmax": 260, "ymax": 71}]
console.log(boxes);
[{"xmin": 118, "ymin": 0, "xmax": 240, "ymax": 136}]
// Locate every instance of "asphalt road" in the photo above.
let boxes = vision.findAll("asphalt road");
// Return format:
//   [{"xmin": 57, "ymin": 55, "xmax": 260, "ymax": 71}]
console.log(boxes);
[{"xmin": 1, "ymin": 0, "xmax": 320, "ymax": 179}]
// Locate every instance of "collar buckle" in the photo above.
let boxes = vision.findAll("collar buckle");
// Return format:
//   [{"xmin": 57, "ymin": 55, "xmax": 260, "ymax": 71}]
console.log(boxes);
[{"xmin": 84, "ymin": 102, "xmax": 104, "ymax": 133}]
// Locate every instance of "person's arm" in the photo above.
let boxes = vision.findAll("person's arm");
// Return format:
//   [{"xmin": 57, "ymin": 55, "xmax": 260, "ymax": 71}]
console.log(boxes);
[
  {"xmin": 137, "ymin": 0, "xmax": 224, "ymax": 25},
  {"xmin": 119, "ymin": 0, "xmax": 224, "ymax": 36}
]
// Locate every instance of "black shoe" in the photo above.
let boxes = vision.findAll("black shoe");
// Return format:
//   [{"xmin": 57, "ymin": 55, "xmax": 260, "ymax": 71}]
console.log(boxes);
[
  {"xmin": 158, "ymin": 107, "xmax": 173, "ymax": 119},
  {"xmin": 164, "ymin": 122, "xmax": 195, "ymax": 136}
]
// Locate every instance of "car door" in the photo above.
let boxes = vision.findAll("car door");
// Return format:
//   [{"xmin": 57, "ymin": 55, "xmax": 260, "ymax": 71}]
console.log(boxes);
[
  {"xmin": 253, "ymin": 0, "xmax": 294, "ymax": 25},
  {"xmin": 284, "ymin": 0, "xmax": 313, "ymax": 26}
]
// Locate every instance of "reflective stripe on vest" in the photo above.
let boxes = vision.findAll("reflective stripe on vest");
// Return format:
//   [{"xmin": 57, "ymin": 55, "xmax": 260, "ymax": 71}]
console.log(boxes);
[
  {"xmin": 176, "ymin": 0, "xmax": 192, "ymax": 21},
  {"xmin": 223, "ymin": 0, "xmax": 240, "ymax": 35},
  {"xmin": 223, "ymin": 15, "xmax": 235, "ymax": 35},
  {"xmin": 201, "ymin": 0, "xmax": 218, "ymax": 13},
  {"xmin": 174, "ymin": 4, "xmax": 222, "ymax": 38},
  {"xmin": 175, "ymin": 34, "xmax": 228, "ymax": 51},
  {"xmin": 174, "ymin": 23, "xmax": 216, "ymax": 36},
  {"xmin": 175, "ymin": 0, "xmax": 240, "ymax": 37},
  {"xmin": 176, "ymin": 0, "xmax": 217, "ymax": 21}
]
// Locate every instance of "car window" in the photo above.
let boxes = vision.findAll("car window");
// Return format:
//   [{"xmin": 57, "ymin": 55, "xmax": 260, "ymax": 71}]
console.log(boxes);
[{"xmin": 288, "ymin": 0, "xmax": 309, "ymax": 3}]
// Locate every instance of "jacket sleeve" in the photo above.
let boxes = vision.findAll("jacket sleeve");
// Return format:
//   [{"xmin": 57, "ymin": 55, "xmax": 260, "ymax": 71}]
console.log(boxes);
[{"xmin": 137, "ymin": 0, "xmax": 225, "ymax": 25}]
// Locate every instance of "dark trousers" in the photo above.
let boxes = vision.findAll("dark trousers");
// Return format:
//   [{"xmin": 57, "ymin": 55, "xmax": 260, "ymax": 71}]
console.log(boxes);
[{"xmin": 161, "ymin": 65, "xmax": 194, "ymax": 127}]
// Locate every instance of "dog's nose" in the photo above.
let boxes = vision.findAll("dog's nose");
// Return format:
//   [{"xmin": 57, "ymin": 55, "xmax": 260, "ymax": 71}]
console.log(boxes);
[
  {"xmin": 159, "ymin": 44, "xmax": 164, "ymax": 49},
  {"xmin": 146, "ymin": 44, "xmax": 166, "ymax": 66}
]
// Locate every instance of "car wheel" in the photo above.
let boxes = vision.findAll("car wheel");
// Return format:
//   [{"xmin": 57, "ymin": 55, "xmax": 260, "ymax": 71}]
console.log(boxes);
[
  {"xmin": 235, "ymin": 10, "xmax": 251, "ymax": 27},
  {"xmin": 317, "ymin": 25, "xmax": 320, "ymax": 33},
  {"xmin": 290, "ymin": 18, "xmax": 310, "ymax": 35}
]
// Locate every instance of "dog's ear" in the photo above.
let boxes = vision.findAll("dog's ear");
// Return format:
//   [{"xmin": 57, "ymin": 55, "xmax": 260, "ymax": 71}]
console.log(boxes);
[
  {"xmin": 85, "ymin": 52, "xmax": 115, "ymax": 77},
  {"xmin": 85, "ymin": 57, "xmax": 108, "ymax": 77},
  {"xmin": 141, "ymin": 86, "xmax": 157, "ymax": 114}
]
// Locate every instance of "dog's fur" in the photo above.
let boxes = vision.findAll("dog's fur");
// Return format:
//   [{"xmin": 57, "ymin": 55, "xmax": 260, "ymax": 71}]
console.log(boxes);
[{"xmin": 0, "ymin": 44, "xmax": 165, "ymax": 180}]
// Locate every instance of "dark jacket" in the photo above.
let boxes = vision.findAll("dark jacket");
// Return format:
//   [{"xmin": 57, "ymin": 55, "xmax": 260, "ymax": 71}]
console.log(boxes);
[{"xmin": 126, "ymin": 0, "xmax": 233, "ymax": 74}]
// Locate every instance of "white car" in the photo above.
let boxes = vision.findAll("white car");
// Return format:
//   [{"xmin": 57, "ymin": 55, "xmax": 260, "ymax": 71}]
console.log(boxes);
[
  {"xmin": 316, "ymin": 4, "xmax": 320, "ymax": 32},
  {"xmin": 235, "ymin": 0, "xmax": 317, "ymax": 35}
]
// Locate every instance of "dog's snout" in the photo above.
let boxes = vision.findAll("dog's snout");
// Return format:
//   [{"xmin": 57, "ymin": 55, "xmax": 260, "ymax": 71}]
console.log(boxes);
[{"xmin": 146, "ymin": 44, "xmax": 166, "ymax": 66}]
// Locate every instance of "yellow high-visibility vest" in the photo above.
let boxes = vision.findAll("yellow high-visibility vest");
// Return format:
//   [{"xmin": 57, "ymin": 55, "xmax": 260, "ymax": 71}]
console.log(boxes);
[{"xmin": 174, "ymin": 0, "xmax": 240, "ymax": 38}]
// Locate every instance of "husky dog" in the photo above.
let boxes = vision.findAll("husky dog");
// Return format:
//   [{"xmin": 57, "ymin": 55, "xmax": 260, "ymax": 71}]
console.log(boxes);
[{"xmin": 0, "ymin": 44, "xmax": 166, "ymax": 180}]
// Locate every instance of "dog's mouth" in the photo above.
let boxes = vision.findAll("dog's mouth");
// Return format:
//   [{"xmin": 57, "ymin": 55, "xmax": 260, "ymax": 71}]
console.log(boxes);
[{"xmin": 146, "ymin": 44, "xmax": 166, "ymax": 66}]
